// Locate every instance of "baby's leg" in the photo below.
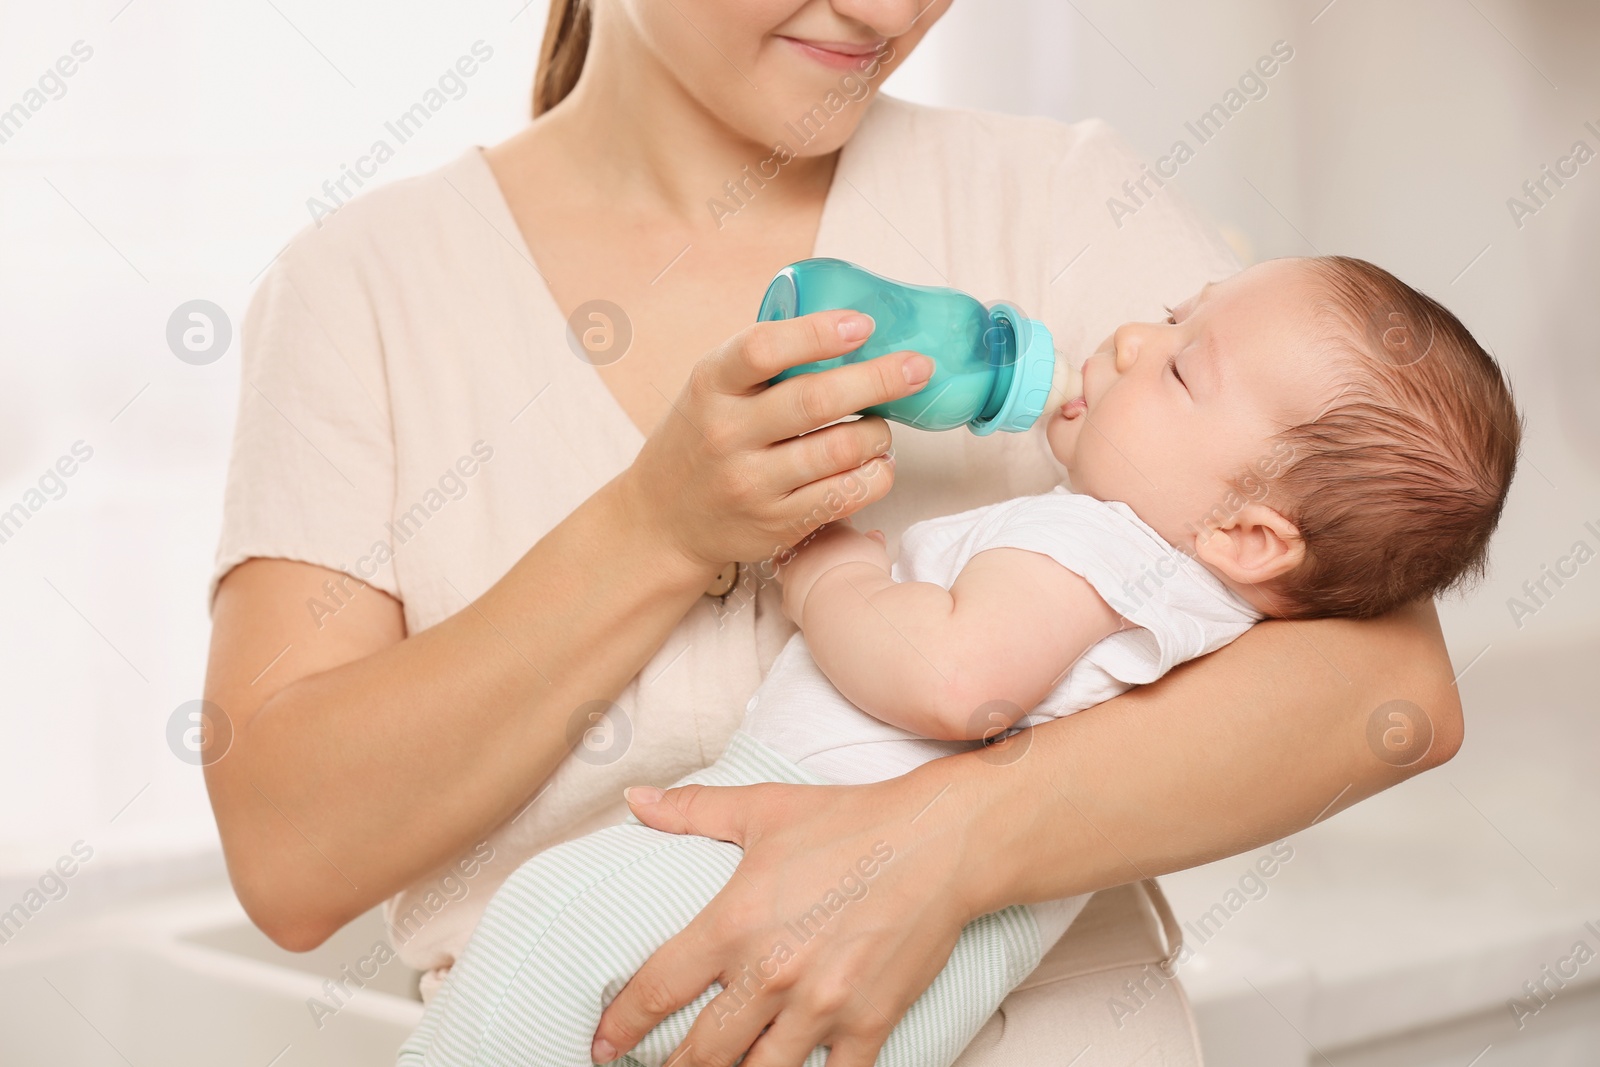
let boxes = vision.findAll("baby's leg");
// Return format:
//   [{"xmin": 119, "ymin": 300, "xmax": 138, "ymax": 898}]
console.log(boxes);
[
  {"xmin": 396, "ymin": 730, "xmax": 1063, "ymax": 1067},
  {"xmin": 395, "ymin": 818, "xmax": 746, "ymax": 1067}
]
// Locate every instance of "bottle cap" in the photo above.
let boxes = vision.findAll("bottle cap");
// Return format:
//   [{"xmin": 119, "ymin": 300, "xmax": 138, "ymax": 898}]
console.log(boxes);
[{"xmin": 970, "ymin": 303, "xmax": 1056, "ymax": 435}]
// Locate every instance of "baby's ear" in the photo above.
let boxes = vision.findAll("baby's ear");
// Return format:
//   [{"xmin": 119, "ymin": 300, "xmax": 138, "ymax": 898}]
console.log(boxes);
[{"xmin": 1192, "ymin": 503, "xmax": 1305, "ymax": 589}]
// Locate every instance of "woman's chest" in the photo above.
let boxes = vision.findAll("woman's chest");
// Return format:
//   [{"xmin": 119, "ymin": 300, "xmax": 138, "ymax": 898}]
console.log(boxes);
[
  {"xmin": 509, "ymin": 200, "xmax": 829, "ymax": 439},
  {"xmin": 574, "ymin": 267, "xmax": 777, "ymax": 439}
]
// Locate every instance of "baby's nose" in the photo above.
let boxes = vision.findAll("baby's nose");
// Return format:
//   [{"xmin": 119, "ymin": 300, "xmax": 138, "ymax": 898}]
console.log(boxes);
[{"xmin": 1112, "ymin": 323, "xmax": 1143, "ymax": 373}]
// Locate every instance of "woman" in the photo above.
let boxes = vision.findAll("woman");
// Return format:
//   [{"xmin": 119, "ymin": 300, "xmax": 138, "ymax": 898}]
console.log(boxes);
[{"xmin": 202, "ymin": 1, "xmax": 1461, "ymax": 1063}]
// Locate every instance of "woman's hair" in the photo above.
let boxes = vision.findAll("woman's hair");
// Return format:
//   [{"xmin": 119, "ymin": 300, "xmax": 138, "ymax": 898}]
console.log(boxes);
[{"xmin": 533, "ymin": 0, "xmax": 592, "ymax": 117}]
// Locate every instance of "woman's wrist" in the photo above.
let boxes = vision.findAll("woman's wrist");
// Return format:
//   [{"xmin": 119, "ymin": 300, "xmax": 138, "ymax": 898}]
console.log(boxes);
[
  {"xmin": 605, "ymin": 467, "xmax": 722, "ymax": 593},
  {"xmin": 894, "ymin": 727, "xmax": 1123, "ymax": 920},
  {"xmin": 891, "ymin": 747, "xmax": 1034, "ymax": 922}
]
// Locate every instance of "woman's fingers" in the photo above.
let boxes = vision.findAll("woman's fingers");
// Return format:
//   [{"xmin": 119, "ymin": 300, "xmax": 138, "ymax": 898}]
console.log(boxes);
[
  {"xmin": 737, "ymin": 1014, "xmax": 827, "ymax": 1067},
  {"xmin": 782, "ymin": 452, "xmax": 897, "ymax": 533},
  {"xmin": 738, "ymin": 1003, "xmax": 881, "ymax": 1067},
  {"xmin": 768, "ymin": 416, "xmax": 895, "ymax": 494},
  {"xmin": 626, "ymin": 309, "xmax": 907, "ymax": 569},
  {"xmin": 590, "ymin": 923, "xmax": 721, "ymax": 1063},
  {"xmin": 625, "ymin": 782, "xmax": 755, "ymax": 845},
  {"xmin": 707, "ymin": 309, "xmax": 875, "ymax": 395},
  {"xmin": 665, "ymin": 982, "xmax": 787, "ymax": 1067},
  {"xmin": 619, "ymin": 307, "xmax": 915, "ymax": 586},
  {"xmin": 707, "ymin": 310, "xmax": 934, "ymax": 444},
  {"xmin": 738, "ymin": 1019, "xmax": 887, "ymax": 1067},
  {"xmin": 756, "ymin": 345, "xmax": 933, "ymax": 444},
  {"xmin": 820, "ymin": 1036, "xmax": 887, "ymax": 1067}
]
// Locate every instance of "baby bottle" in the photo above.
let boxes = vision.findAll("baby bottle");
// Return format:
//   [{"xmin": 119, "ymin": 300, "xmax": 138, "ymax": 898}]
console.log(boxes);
[{"xmin": 757, "ymin": 258, "xmax": 1075, "ymax": 434}]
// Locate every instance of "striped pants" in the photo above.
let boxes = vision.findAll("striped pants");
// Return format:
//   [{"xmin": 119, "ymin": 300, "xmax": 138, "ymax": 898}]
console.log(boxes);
[{"xmin": 396, "ymin": 730, "xmax": 1050, "ymax": 1067}]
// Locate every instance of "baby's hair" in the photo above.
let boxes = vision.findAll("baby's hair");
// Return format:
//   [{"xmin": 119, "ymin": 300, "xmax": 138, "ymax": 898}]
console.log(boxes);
[{"xmin": 1250, "ymin": 255, "xmax": 1522, "ymax": 620}]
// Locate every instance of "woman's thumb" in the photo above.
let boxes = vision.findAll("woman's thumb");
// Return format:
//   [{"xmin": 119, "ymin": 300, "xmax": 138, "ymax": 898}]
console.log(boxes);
[{"xmin": 624, "ymin": 782, "xmax": 744, "ymax": 843}]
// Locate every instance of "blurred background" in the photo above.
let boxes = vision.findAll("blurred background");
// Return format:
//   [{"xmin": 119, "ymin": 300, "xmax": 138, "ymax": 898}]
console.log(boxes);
[{"xmin": 1, "ymin": 0, "xmax": 1595, "ymax": 1063}]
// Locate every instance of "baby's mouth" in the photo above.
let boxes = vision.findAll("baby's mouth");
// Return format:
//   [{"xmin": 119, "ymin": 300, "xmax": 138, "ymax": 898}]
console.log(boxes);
[{"xmin": 1044, "ymin": 353, "xmax": 1085, "ymax": 420}]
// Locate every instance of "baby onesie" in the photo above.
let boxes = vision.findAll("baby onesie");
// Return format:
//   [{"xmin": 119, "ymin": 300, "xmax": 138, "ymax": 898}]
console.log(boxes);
[{"xmin": 396, "ymin": 485, "xmax": 1261, "ymax": 1067}]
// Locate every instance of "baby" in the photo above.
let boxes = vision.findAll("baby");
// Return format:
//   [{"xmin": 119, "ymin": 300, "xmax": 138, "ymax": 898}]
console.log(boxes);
[{"xmin": 396, "ymin": 255, "xmax": 1520, "ymax": 1067}]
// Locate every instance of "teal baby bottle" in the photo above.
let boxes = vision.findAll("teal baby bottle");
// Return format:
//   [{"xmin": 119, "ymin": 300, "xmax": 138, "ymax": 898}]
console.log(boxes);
[{"xmin": 757, "ymin": 258, "xmax": 1059, "ymax": 434}]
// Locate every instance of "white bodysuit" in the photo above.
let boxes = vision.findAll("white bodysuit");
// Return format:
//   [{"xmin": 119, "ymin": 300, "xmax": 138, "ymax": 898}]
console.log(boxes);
[
  {"xmin": 742, "ymin": 483, "xmax": 1263, "ymax": 785},
  {"xmin": 741, "ymin": 482, "xmax": 1262, "ymax": 954}
]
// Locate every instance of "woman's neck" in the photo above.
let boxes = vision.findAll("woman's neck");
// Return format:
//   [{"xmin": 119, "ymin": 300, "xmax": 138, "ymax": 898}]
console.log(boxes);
[{"xmin": 538, "ymin": 19, "xmax": 838, "ymax": 227}]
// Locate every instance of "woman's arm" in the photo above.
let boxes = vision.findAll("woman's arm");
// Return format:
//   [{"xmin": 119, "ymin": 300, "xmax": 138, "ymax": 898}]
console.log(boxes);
[
  {"xmin": 204, "ymin": 472, "xmax": 716, "ymax": 951},
  {"xmin": 203, "ymin": 309, "xmax": 932, "ymax": 951},
  {"xmin": 589, "ymin": 597, "xmax": 1460, "ymax": 1067},
  {"xmin": 933, "ymin": 596, "xmax": 1460, "ymax": 911}
]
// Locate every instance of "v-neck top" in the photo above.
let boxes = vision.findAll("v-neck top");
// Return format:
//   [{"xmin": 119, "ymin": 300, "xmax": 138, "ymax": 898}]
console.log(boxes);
[{"xmin": 210, "ymin": 92, "xmax": 1238, "ymax": 997}]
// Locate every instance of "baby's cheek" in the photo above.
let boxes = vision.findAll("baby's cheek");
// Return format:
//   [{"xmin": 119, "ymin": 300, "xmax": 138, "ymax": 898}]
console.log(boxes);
[{"xmin": 1084, "ymin": 431, "xmax": 1155, "ymax": 502}]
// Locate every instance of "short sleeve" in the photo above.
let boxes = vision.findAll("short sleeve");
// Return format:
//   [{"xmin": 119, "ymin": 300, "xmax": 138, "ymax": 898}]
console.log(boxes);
[
  {"xmin": 208, "ymin": 229, "xmax": 399, "ymax": 613},
  {"xmin": 1044, "ymin": 118, "xmax": 1242, "ymax": 370},
  {"xmin": 968, "ymin": 490, "xmax": 1259, "ymax": 678}
]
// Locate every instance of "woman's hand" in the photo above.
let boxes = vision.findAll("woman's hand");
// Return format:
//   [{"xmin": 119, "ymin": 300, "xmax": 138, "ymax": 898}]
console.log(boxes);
[
  {"xmin": 777, "ymin": 520, "xmax": 893, "ymax": 625},
  {"xmin": 590, "ymin": 774, "xmax": 978, "ymax": 1067},
  {"xmin": 622, "ymin": 309, "xmax": 933, "ymax": 572}
]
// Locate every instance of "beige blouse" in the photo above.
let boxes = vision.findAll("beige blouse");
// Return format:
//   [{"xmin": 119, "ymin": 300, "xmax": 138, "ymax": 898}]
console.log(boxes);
[{"xmin": 211, "ymin": 92, "xmax": 1237, "ymax": 1016}]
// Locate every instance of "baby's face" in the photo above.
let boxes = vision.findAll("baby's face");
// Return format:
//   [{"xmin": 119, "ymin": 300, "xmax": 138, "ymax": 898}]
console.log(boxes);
[{"xmin": 1046, "ymin": 258, "xmax": 1339, "ymax": 550}]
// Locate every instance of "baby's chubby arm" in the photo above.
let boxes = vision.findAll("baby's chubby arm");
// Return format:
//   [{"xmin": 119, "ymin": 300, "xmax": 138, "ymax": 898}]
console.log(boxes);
[{"xmin": 778, "ymin": 521, "xmax": 1124, "ymax": 742}]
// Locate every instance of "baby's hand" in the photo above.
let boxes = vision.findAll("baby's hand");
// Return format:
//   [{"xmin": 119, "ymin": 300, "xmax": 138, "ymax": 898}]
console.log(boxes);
[{"xmin": 778, "ymin": 520, "xmax": 893, "ymax": 626}]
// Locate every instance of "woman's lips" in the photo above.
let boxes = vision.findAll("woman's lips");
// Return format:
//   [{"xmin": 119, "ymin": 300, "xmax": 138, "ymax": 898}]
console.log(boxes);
[{"xmin": 779, "ymin": 36, "xmax": 886, "ymax": 70}]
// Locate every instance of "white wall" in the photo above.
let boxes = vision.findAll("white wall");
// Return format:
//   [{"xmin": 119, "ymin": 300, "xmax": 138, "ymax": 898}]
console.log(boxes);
[
  {"xmin": 0, "ymin": 0, "xmax": 544, "ymax": 881},
  {"xmin": 2, "ymin": 0, "xmax": 1596, "ymax": 888}
]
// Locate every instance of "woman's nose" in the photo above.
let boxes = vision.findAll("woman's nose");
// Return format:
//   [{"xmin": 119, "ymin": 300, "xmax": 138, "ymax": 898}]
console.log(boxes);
[{"xmin": 828, "ymin": 0, "xmax": 943, "ymax": 39}]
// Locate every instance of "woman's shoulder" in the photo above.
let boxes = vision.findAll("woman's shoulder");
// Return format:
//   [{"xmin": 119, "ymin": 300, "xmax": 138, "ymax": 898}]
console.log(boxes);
[
  {"xmin": 238, "ymin": 147, "xmax": 511, "ymax": 390},
  {"xmin": 266, "ymin": 147, "xmax": 499, "ymax": 290}
]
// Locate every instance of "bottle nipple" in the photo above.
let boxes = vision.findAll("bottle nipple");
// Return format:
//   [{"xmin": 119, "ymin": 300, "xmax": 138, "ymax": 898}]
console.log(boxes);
[{"xmin": 1043, "ymin": 349, "xmax": 1083, "ymax": 416}]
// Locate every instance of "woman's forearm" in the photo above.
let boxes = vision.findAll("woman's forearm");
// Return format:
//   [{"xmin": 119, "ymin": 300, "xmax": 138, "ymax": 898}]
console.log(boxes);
[
  {"xmin": 918, "ymin": 598, "xmax": 1463, "ymax": 919},
  {"xmin": 204, "ymin": 468, "xmax": 718, "ymax": 948}
]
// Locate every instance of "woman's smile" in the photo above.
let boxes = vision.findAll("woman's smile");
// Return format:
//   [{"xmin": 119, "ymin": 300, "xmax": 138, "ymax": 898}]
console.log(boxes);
[{"xmin": 777, "ymin": 35, "xmax": 887, "ymax": 70}]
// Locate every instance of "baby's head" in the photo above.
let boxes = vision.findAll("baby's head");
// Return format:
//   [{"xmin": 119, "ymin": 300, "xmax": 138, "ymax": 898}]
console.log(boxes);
[{"xmin": 1046, "ymin": 255, "xmax": 1521, "ymax": 619}]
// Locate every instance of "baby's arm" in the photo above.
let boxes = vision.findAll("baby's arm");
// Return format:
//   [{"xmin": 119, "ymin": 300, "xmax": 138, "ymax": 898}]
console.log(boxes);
[{"xmin": 794, "ymin": 540, "xmax": 1123, "ymax": 742}]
